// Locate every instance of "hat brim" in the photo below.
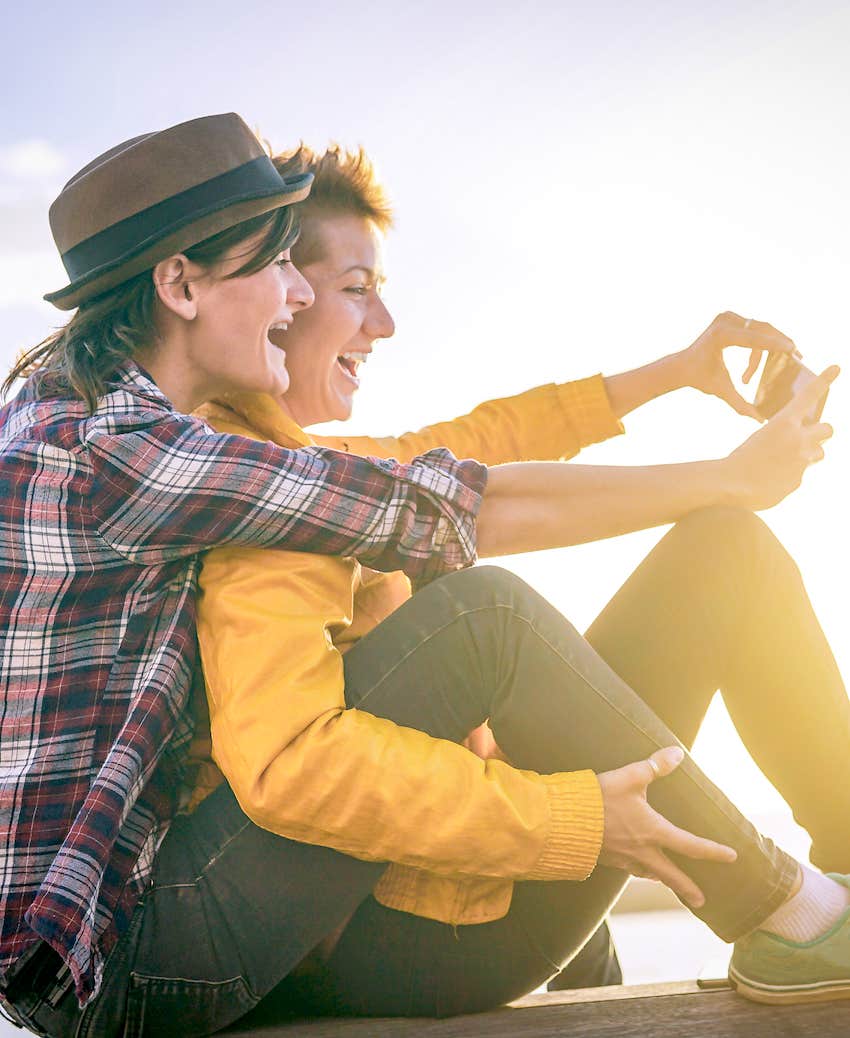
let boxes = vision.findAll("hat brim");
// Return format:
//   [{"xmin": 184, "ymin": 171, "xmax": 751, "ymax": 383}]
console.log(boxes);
[{"xmin": 44, "ymin": 177, "xmax": 312, "ymax": 311}]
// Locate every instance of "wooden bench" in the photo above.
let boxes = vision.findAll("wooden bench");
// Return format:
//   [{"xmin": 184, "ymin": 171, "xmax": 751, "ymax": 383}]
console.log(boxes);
[{"xmin": 223, "ymin": 980, "xmax": 849, "ymax": 1036}]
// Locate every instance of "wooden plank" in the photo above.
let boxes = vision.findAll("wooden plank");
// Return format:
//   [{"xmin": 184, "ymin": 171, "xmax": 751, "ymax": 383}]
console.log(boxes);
[{"xmin": 223, "ymin": 981, "xmax": 850, "ymax": 1036}]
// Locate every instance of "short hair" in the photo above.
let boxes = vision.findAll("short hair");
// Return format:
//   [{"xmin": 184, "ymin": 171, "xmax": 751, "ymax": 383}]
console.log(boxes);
[{"xmin": 273, "ymin": 144, "xmax": 394, "ymax": 264}]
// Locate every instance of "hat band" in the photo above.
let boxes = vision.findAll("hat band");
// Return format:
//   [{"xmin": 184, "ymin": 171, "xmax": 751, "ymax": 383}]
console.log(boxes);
[{"xmin": 61, "ymin": 155, "xmax": 302, "ymax": 281}]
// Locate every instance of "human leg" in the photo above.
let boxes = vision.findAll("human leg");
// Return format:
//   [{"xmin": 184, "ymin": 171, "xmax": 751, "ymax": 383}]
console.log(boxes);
[
  {"xmin": 545, "ymin": 919, "xmax": 622, "ymax": 989},
  {"xmin": 248, "ymin": 561, "xmax": 817, "ymax": 1018},
  {"xmin": 74, "ymin": 555, "xmax": 815, "ymax": 1032},
  {"xmin": 584, "ymin": 506, "xmax": 850, "ymax": 872},
  {"xmin": 9, "ymin": 781, "xmax": 387, "ymax": 1038},
  {"xmin": 245, "ymin": 877, "xmax": 628, "ymax": 1021},
  {"xmin": 280, "ymin": 564, "xmax": 797, "ymax": 1015}
]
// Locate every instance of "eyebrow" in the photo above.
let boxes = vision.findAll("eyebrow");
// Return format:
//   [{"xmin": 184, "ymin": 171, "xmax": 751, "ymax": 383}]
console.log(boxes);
[{"xmin": 339, "ymin": 264, "xmax": 386, "ymax": 283}]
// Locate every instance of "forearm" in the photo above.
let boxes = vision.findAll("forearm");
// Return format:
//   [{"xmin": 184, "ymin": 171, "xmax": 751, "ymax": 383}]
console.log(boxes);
[
  {"xmin": 603, "ymin": 351, "xmax": 687, "ymax": 419},
  {"xmin": 91, "ymin": 422, "xmax": 485, "ymax": 579},
  {"xmin": 216, "ymin": 705, "xmax": 600, "ymax": 880},
  {"xmin": 320, "ymin": 376, "xmax": 623, "ymax": 464},
  {"xmin": 477, "ymin": 457, "xmax": 731, "ymax": 557},
  {"xmin": 478, "ymin": 361, "xmax": 836, "ymax": 557}
]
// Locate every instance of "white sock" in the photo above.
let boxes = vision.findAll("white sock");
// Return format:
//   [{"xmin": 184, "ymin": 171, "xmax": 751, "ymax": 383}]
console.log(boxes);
[{"xmin": 760, "ymin": 866, "xmax": 850, "ymax": 942}]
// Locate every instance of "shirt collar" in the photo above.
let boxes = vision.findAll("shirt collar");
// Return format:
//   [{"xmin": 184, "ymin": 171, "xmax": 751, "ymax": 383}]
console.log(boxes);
[{"xmin": 196, "ymin": 392, "xmax": 314, "ymax": 447}]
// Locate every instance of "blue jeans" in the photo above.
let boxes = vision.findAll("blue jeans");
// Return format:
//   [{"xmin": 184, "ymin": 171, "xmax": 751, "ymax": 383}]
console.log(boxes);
[{"xmin": 17, "ymin": 507, "xmax": 847, "ymax": 1035}]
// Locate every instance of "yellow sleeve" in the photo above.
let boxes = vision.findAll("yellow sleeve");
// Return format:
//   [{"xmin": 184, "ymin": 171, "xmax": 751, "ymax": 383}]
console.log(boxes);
[
  {"xmin": 196, "ymin": 545, "xmax": 603, "ymax": 881},
  {"xmin": 314, "ymin": 375, "xmax": 623, "ymax": 464}
]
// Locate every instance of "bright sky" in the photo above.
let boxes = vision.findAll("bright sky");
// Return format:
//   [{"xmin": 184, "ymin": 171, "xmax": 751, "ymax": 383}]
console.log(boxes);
[{"xmin": 2, "ymin": 0, "xmax": 848, "ymax": 840}]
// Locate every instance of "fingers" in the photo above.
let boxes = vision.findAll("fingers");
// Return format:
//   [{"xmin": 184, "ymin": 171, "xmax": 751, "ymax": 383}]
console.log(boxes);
[
  {"xmin": 715, "ymin": 311, "xmax": 796, "ymax": 355},
  {"xmin": 808, "ymin": 421, "xmax": 834, "ymax": 443},
  {"xmin": 804, "ymin": 420, "xmax": 832, "ymax": 459},
  {"xmin": 742, "ymin": 347, "xmax": 764, "ymax": 385},
  {"xmin": 643, "ymin": 745, "xmax": 685, "ymax": 784},
  {"xmin": 640, "ymin": 746, "xmax": 737, "ymax": 908},
  {"xmin": 654, "ymin": 813, "xmax": 738, "ymax": 865},
  {"xmin": 722, "ymin": 388, "xmax": 764, "ymax": 422},
  {"xmin": 780, "ymin": 365, "xmax": 840, "ymax": 420},
  {"xmin": 640, "ymin": 849, "xmax": 709, "ymax": 908}
]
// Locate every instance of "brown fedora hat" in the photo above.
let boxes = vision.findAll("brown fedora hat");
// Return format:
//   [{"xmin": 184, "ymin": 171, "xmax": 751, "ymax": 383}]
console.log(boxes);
[{"xmin": 45, "ymin": 113, "xmax": 313, "ymax": 311}]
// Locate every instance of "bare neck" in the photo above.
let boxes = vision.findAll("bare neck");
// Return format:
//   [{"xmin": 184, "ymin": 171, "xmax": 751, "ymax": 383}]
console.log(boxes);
[{"xmin": 134, "ymin": 340, "xmax": 206, "ymax": 415}]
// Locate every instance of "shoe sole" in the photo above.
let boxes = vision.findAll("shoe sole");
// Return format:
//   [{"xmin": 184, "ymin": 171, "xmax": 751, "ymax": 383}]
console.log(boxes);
[{"xmin": 729, "ymin": 965, "xmax": 850, "ymax": 1005}]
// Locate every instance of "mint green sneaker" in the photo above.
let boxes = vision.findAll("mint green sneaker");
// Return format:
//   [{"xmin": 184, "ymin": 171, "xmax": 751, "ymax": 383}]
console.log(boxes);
[{"xmin": 729, "ymin": 874, "xmax": 850, "ymax": 1004}]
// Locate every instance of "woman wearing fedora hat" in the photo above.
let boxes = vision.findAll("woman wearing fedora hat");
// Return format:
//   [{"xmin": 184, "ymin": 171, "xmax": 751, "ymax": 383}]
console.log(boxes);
[
  {"xmin": 0, "ymin": 112, "xmax": 499, "ymax": 1037},
  {"xmin": 0, "ymin": 115, "xmax": 844, "ymax": 1038}
]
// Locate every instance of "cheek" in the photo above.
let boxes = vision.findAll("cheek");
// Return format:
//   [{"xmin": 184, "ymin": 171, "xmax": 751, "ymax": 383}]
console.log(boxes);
[
  {"xmin": 280, "ymin": 343, "xmax": 328, "ymax": 402},
  {"xmin": 318, "ymin": 296, "xmax": 362, "ymax": 345}
]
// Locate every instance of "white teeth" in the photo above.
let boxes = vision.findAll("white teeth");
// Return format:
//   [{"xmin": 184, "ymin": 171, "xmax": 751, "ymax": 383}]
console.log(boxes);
[
  {"xmin": 269, "ymin": 322, "xmax": 290, "ymax": 332},
  {"xmin": 340, "ymin": 351, "xmax": 368, "ymax": 364}
]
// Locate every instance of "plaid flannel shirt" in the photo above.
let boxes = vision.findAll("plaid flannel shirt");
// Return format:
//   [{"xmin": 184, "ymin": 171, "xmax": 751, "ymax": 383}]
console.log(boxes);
[{"xmin": 0, "ymin": 363, "xmax": 486, "ymax": 1004}]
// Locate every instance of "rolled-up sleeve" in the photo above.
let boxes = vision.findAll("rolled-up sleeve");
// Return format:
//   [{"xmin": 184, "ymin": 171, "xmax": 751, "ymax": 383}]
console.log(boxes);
[{"xmin": 85, "ymin": 412, "xmax": 487, "ymax": 578}]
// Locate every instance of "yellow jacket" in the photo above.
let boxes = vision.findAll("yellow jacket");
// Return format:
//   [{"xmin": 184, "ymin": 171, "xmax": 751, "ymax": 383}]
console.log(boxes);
[{"xmin": 193, "ymin": 376, "xmax": 624, "ymax": 925}]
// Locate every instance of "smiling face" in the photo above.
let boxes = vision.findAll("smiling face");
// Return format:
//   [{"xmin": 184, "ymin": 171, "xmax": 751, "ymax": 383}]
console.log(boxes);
[
  {"xmin": 271, "ymin": 213, "xmax": 395, "ymax": 427},
  {"xmin": 187, "ymin": 239, "xmax": 315, "ymax": 404}
]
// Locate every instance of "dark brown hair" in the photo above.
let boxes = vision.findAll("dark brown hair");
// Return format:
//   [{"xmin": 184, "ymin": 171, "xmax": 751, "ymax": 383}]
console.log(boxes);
[
  {"xmin": 272, "ymin": 145, "xmax": 393, "ymax": 266},
  {"xmin": 4, "ymin": 203, "xmax": 300, "ymax": 413}
]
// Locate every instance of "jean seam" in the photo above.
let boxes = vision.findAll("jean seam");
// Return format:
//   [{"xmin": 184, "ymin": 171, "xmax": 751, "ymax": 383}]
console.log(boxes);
[
  {"xmin": 152, "ymin": 819, "xmax": 253, "ymax": 890},
  {"xmin": 126, "ymin": 973, "xmax": 258, "ymax": 1035},
  {"xmin": 129, "ymin": 972, "xmax": 249, "ymax": 988},
  {"xmin": 74, "ymin": 900, "xmax": 146, "ymax": 1038}
]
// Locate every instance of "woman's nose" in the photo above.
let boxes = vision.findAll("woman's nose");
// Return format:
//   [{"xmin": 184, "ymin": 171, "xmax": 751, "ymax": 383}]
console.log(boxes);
[
  {"xmin": 286, "ymin": 264, "xmax": 315, "ymax": 311},
  {"xmin": 366, "ymin": 296, "xmax": 395, "ymax": 340}
]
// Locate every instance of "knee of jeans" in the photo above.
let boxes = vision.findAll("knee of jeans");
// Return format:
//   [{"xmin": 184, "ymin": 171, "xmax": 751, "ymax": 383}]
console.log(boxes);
[
  {"xmin": 672, "ymin": 505, "xmax": 776, "ymax": 558},
  {"xmin": 445, "ymin": 564, "xmax": 535, "ymax": 609}
]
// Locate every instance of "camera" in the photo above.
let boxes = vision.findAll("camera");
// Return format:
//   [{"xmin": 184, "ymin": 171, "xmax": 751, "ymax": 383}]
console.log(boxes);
[{"xmin": 753, "ymin": 352, "xmax": 828, "ymax": 422}]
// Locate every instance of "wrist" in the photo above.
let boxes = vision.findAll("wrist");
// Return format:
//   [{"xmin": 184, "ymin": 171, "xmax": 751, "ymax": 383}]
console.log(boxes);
[
  {"xmin": 709, "ymin": 456, "xmax": 749, "ymax": 509},
  {"xmin": 604, "ymin": 350, "xmax": 692, "ymax": 420},
  {"xmin": 660, "ymin": 349, "xmax": 691, "ymax": 394}
]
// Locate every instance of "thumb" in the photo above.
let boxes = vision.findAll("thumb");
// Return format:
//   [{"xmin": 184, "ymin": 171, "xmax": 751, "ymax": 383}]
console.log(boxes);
[
  {"xmin": 720, "ymin": 386, "xmax": 764, "ymax": 422},
  {"xmin": 647, "ymin": 745, "xmax": 685, "ymax": 782}
]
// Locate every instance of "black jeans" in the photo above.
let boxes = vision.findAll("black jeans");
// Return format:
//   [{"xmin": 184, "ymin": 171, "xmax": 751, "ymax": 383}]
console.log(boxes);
[{"xmin": 18, "ymin": 508, "xmax": 850, "ymax": 1034}]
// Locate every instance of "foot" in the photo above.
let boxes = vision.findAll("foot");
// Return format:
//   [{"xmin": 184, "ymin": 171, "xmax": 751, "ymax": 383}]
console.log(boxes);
[{"xmin": 729, "ymin": 874, "xmax": 850, "ymax": 1004}]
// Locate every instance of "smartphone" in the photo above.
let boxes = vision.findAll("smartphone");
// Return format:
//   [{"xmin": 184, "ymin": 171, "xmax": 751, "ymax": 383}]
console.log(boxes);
[{"xmin": 754, "ymin": 352, "xmax": 828, "ymax": 422}]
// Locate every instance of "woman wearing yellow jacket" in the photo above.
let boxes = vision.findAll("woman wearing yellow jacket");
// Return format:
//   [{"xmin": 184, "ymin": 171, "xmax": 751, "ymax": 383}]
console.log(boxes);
[{"xmin": 187, "ymin": 148, "xmax": 850, "ymax": 1022}]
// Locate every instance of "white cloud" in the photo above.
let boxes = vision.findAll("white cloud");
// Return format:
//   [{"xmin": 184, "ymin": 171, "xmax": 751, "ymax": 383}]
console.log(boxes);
[{"xmin": 0, "ymin": 140, "xmax": 66, "ymax": 181}]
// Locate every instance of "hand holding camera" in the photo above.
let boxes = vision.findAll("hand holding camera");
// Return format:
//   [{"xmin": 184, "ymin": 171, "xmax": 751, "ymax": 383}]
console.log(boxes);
[
  {"xmin": 724, "ymin": 364, "xmax": 838, "ymax": 512},
  {"xmin": 754, "ymin": 350, "xmax": 830, "ymax": 423},
  {"xmin": 676, "ymin": 311, "xmax": 800, "ymax": 420}
]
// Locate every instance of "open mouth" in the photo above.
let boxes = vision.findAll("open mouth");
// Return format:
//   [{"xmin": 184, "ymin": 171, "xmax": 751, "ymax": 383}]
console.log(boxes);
[
  {"xmin": 269, "ymin": 321, "xmax": 290, "ymax": 348},
  {"xmin": 336, "ymin": 351, "xmax": 368, "ymax": 379}
]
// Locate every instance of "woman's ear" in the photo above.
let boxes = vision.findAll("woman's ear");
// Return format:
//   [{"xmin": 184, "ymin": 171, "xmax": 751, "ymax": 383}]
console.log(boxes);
[{"xmin": 153, "ymin": 255, "xmax": 198, "ymax": 320}]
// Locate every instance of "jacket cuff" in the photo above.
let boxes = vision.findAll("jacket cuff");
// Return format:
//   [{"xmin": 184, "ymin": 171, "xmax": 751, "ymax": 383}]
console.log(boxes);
[
  {"xmin": 526, "ymin": 769, "xmax": 604, "ymax": 881},
  {"xmin": 554, "ymin": 374, "xmax": 624, "ymax": 453}
]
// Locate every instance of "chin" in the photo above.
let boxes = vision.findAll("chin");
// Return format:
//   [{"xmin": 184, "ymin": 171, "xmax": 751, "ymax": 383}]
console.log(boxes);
[{"xmin": 262, "ymin": 365, "xmax": 290, "ymax": 396}]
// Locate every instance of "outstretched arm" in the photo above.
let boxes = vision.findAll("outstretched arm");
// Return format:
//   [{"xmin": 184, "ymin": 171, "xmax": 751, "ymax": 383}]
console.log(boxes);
[
  {"xmin": 316, "ymin": 376, "xmax": 623, "ymax": 465},
  {"xmin": 478, "ymin": 366, "xmax": 837, "ymax": 557}
]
